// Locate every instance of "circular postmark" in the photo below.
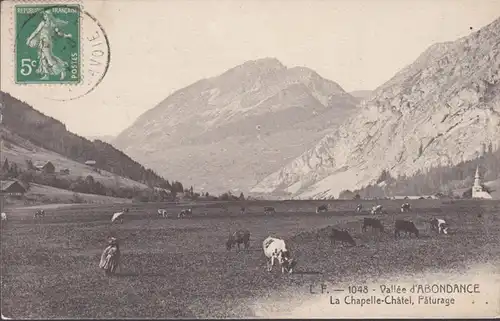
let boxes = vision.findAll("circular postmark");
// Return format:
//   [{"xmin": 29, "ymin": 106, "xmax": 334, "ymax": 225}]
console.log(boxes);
[{"xmin": 14, "ymin": 4, "xmax": 110, "ymax": 101}]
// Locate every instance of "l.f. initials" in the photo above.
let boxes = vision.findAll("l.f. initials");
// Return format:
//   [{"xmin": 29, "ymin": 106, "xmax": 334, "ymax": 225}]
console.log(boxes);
[{"xmin": 310, "ymin": 283, "xmax": 327, "ymax": 294}]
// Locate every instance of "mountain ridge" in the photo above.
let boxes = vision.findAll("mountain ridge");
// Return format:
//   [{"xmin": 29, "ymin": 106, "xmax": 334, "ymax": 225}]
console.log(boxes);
[
  {"xmin": 252, "ymin": 17, "xmax": 500, "ymax": 199},
  {"xmin": 113, "ymin": 57, "xmax": 358, "ymax": 194}
]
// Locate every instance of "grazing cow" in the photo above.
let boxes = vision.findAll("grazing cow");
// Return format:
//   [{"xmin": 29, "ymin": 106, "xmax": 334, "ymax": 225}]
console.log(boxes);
[
  {"xmin": 371, "ymin": 205, "xmax": 383, "ymax": 215},
  {"xmin": 34, "ymin": 209, "xmax": 45, "ymax": 219},
  {"xmin": 264, "ymin": 206, "xmax": 276, "ymax": 215},
  {"xmin": 226, "ymin": 229, "xmax": 250, "ymax": 251},
  {"xmin": 316, "ymin": 204, "xmax": 329, "ymax": 213},
  {"xmin": 240, "ymin": 207, "xmax": 246, "ymax": 215},
  {"xmin": 394, "ymin": 220, "xmax": 419, "ymax": 238},
  {"xmin": 430, "ymin": 218, "xmax": 449, "ymax": 234},
  {"xmin": 362, "ymin": 218, "xmax": 384, "ymax": 233},
  {"xmin": 356, "ymin": 204, "xmax": 363, "ymax": 212},
  {"xmin": 400, "ymin": 203, "xmax": 411, "ymax": 213},
  {"xmin": 111, "ymin": 208, "xmax": 128, "ymax": 223},
  {"xmin": 178, "ymin": 208, "xmax": 192, "ymax": 218},
  {"xmin": 262, "ymin": 236, "xmax": 296, "ymax": 274},
  {"xmin": 329, "ymin": 228, "xmax": 356, "ymax": 246},
  {"xmin": 1, "ymin": 212, "xmax": 6, "ymax": 221},
  {"xmin": 157, "ymin": 209, "xmax": 168, "ymax": 218}
]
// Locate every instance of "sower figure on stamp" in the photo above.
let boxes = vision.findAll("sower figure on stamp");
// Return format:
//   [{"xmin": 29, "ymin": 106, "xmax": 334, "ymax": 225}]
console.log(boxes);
[
  {"xmin": 99, "ymin": 237, "xmax": 121, "ymax": 276},
  {"xmin": 26, "ymin": 10, "xmax": 72, "ymax": 80}
]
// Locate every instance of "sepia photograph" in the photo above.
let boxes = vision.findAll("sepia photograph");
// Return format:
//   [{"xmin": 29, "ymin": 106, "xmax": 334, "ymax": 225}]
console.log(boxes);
[{"xmin": 1, "ymin": 0, "xmax": 499, "ymax": 318}]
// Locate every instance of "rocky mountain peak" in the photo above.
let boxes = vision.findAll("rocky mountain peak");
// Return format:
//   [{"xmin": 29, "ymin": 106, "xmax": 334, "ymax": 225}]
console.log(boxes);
[{"xmin": 252, "ymin": 16, "xmax": 500, "ymax": 199}]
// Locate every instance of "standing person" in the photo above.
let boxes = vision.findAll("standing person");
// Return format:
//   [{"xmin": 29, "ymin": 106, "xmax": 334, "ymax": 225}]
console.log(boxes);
[{"xmin": 99, "ymin": 237, "xmax": 121, "ymax": 276}]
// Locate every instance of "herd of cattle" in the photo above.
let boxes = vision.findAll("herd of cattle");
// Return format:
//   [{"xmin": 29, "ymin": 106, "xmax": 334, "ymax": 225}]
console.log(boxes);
[
  {"xmin": 0, "ymin": 202, "xmax": 450, "ymax": 274},
  {"xmin": 134, "ymin": 202, "xmax": 449, "ymax": 274},
  {"xmin": 224, "ymin": 202, "xmax": 450, "ymax": 274}
]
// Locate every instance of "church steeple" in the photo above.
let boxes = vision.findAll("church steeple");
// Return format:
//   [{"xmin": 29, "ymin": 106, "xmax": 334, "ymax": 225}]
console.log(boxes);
[
  {"xmin": 472, "ymin": 164, "xmax": 493, "ymax": 199},
  {"xmin": 474, "ymin": 165, "xmax": 481, "ymax": 189}
]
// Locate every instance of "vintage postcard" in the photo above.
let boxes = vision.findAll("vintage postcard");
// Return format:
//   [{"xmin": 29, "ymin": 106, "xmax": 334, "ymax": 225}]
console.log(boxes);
[{"xmin": 1, "ymin": 0, "xmax": 499, "ymax": 318}]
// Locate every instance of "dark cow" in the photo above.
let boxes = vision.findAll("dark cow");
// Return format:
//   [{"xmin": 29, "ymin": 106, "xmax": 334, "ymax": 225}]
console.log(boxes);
[
  {"xmin": 226, "ymin": 229, "xmax": 250, "ymax": 251},
  {"xmin": 394, "ymin": 220, "xmax": 419, "ymax": 238},
  {"xmin": 362, "ymin": 218, "xmax": 385, "ymax": 233},
  {"xmin": 178, "ymin": 208, "xmax": 192, "ymax": 218},
  {"xmin": 264, "ymin": 206, "xmax": 276, "ymax": 215},
  {"xmin": 316, "ymin": 204, "xmax": 328, "ymax": 213},
  {"xmin": 240, "ymin": 207, "xmax": 246, "ymax": 215},
  {"xmin": 329, "ymin": 228, "xmax": 356, "ymax": 246},
  {"xmin": 34, "ymin": 209, "xmax": 45, "ymax": 219}
]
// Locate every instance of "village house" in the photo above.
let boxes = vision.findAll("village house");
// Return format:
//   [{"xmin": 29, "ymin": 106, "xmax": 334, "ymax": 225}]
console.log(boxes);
[
  {"xmin": 34, "ymin": 161, "xmax": 55, "ymax": 174},
  {"xmin": 0, "ymin": 180, "xmax": 27, "ymax": 196},
  {"xmin": 85, "ymin": 160, "xmax": 96, "ymax": 166}
]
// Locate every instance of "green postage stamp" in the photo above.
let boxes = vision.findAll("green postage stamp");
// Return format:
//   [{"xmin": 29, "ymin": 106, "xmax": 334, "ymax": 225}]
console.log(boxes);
[{"xmin": 15, "ymin": 4, "xmax": 81, "ymax": 84}]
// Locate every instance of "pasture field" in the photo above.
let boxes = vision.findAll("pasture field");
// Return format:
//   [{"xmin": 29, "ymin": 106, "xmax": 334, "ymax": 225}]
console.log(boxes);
[{"xmin": 1, "ymin": 199, "xmax": 499, "ymax": 318}]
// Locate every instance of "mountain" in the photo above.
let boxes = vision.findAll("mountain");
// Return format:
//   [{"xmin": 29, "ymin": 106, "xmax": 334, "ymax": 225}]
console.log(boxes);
[
  {"xmin": 113, "ymin": 58, "xmax": 358, "ymax": 194},
  {"xmin": 0, "ymin": 92, "xmax": 177, "ymax": 196},
  {"xmin": 349, "ymin": 90, "xmax": 372, "ymax": 101},
  {"xmin": 251, "ymin": 17, "xmax": 500, "ymax": 199}
]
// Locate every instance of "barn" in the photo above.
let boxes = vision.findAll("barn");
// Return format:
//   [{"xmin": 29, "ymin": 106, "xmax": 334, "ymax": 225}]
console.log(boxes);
[
  {"xmin": 0, "ymin": 180, "xmax": 27, "ymax": 196},
  {"xmin": 85, "ymin": 160, "xmax": 96, "ymax": 166},
  {"xmin": 35, "ymin": 161, "xmax": 55, "ymax": 174}
]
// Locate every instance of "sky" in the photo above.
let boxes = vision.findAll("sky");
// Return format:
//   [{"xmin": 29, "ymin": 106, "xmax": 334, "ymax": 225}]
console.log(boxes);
[{"xmin": 2, "ymin": 0, "xmax": 500, "ymax": 138}]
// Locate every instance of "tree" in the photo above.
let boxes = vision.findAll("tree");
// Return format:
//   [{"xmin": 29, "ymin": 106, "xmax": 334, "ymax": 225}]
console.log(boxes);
[
  {"xmin": 25, "ymin": 159, "xmax": 35, "ymax": 171},
  {"xmin": 239, "ymin": 192, "xmax": 245, "ymax": 200},
  {"xmin": 462, "ymin": 188, "xmax": 472, "ymax": 199},
  {"xmin": 85, "ymin": 175, "xmax": 95, "ymax": 185},
  {"xmin": 376, "ymin": 170, "xmax": 388, "ymax": 184},
  {"xmin": 18, "ymin": 171, "xmax": 34, "ymax": 185},
  {"xmin": 2, "ymin": 158, "xmax": 9, "ymax": 172},
  {"xmin": 9, "ymin": 163, "xmax": 19, "ymax": 176}
]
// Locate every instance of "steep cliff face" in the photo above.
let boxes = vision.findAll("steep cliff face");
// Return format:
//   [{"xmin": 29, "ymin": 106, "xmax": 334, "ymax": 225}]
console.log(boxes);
[
  {"xmin": 113, "ymin": 58, "xmax": 358, "ymax": 194},
  {"xmin": 252, "ymin": 18, "xmax": 500, "ymax": 199}
]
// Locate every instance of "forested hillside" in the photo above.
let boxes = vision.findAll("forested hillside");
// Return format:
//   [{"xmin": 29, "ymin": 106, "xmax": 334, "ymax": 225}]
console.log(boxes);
[
  {"xmin": 0, "ymin": 91, "xmax": 178, "ymax": 190},
  {"xmin": 340, "ymin": 145, "xmax": 500, "ymax": 199}
]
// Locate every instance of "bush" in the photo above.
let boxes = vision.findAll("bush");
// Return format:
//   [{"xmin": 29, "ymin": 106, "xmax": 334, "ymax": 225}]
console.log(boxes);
[{"xmin": 71, "ymin": 193, "xmax": 85, "ymax": 203}]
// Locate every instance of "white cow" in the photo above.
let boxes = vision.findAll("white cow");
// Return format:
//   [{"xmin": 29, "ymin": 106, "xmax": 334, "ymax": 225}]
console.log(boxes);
[
  {"xmin": 157, "ymin": 209, "xmax": 168, "ymax": 218},
  {"xmin": 1, "ymin": 212, "xmax": 6, "ymax": 221},
  {"xmin": 262, "ymin": 236, "xmax": 295, "ymax": 274},
  {"xmin": 401, "ymin": 203, "xmax": 411, "ymax": 213},
  {"xmin": 111, "ymin": 208, "xmax": 129, "ymax": 223},
  {"xmin": 34, "ymin": 209, "xmax": 45, "ymax": 219},
  {"xmin": 371, "ymin": 205, "xmax": 383, "ymax": 215},
  {"xmin": 430, "ymin": 218, "xmax": 449, "ymax": 234}
]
